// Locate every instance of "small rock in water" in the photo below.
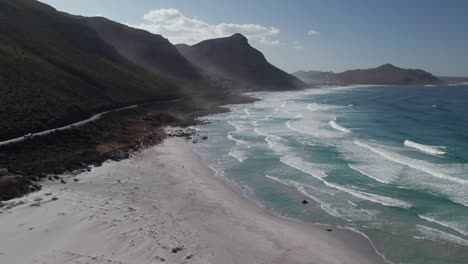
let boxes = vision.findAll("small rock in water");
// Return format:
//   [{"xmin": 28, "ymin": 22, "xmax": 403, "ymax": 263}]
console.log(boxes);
[
  {"xmin": 51, "ymin": 197, "xmax": 59, "ymax": 201},
  {"xmin": 73, "ymin": 179, "xmax": 79, "ymax": 182},
  {"xmin": 326, "ymin": 228, "xmax": 332, "ymax": 232},
  {"xmin": 171, "ymin": 246, "xmax": 184, "ymax": 253},
  {"xmin": 302, "ymin": 200, "xmax": 309, "ymax": 204},
  {"xmin": 202, "ymin": 136, "xmax": 208, "ymax": 140}
]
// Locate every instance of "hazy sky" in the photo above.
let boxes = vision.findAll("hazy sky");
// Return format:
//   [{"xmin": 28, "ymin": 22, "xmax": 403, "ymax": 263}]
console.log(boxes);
[{"xmin": 39, "ymin": 0, "xmax": 468, "ymax": 76}]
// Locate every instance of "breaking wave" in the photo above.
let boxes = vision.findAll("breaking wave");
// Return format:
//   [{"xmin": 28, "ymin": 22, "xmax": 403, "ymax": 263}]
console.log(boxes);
[
  {"xmin": 354, "ymin": 141, "xmax": 468, "ymax": 185},
  {"xmin": 329, "ymin": 119, "xmax": 351, "ymax": 133},
  {"xmin": 404, "ymin": 140, "xmax": 446, "ymax": 155},
  {"xmin": 415, "ymin": 225, "xmax": 468, "ymax": 247}
]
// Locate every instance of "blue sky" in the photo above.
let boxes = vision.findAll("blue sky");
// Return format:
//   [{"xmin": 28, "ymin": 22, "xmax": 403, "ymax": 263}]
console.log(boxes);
[{"xmin": 39, "ymin": 0, "xmax": 468, "ymax": 76}]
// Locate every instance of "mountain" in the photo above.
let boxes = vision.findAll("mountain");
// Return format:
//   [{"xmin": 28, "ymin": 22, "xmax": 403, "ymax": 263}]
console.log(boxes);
[
  {"xmin": 291, "ymin": 70, "xmax": 339, "ymax": 85},
  {"xmin": 86, "ymin": 18, "xmax": 255, "ymax": 106},
  {"xmin": 335, "ymin": 64, "xmax": 442, "ymax": 85},
  {"xmin": 176, "ymin": 34, "xmax": 306, "ymax": 91},
  {"xmin": 0, "ymin": 0, "xmax": 179, "ymax": 141},
  {"xmin": 294, "ymin": 64, "xmax": 441, "ymax": 86},
  {"xmin": 86, "ymin": 17, "xmax": 204, "ymax": 85}
]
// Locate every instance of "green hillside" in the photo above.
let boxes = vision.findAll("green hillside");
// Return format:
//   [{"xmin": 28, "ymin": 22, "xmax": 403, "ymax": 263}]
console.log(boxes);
[{"xmin": 0, "ymin": 0, "xmax": 179, "ymax": 140}]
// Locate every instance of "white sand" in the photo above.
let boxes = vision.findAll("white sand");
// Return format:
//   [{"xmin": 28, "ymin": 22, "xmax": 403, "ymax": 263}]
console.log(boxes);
[{"xmin": 0, "ymin": 137, "xmax": 386, "ymax": 264}]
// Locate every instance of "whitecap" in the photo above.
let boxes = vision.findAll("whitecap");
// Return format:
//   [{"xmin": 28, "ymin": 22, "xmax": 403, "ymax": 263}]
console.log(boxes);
[
  {"xmin": 228, "ymin": 148, "xmax": 247, "ymax": 163},
  {"xmin": 348, "ymin": 164, "xmax": 391, "ymax": 184},
  {"xmin": 265, "ymin": 135, "xmax": 291, "ymax": 153},
  {"xmin": 404, "ymin": 140, "xmax": 446, "ymax": 156},
  {"xmin": 329, "ymin": 119, "xmax": 351, "ymax": 133},
  {"xmin": 227, "ymin": 121, "xmax": 243, "ymax": 132},
  {"xmin": 415, "ymin": 225, "xmax": 468, "ymax": 247},
  {"xmin": 418, "ymin": 215, "xmax": 468, "ymax": 236},
  {"xmin": 227, "ymin": 133, "xmax": 248, "ymax": 146},
  {"xmin": 355, "ymin": 140, "xmax": 468, "ymax": 185},
  {"xmin": 323, "ymin": 182, "xmax": 412, "ymax": 208},
  {"xmin": 280, "ymin": 155, "xmax": 328, "ymax": 180}
]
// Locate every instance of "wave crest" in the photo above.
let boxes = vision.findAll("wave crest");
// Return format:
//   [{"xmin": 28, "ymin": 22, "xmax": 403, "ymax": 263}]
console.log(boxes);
[
  {"xmin": 329, "ymin": 119, "xmax": 351, "ymax": 133},
  {"xmin": 404, "ymin": 140, "xmax": 446, "ymax": 155}
]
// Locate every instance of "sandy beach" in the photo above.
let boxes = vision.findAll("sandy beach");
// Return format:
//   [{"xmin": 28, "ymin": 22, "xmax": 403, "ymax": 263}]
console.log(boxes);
[{"xmin": 0, "ymin": 135, "xmax": 386, "ymax": 264}]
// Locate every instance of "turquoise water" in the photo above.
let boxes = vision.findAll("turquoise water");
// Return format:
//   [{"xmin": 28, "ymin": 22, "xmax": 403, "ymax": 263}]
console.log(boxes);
[{"xmin": 192, "ymin": 85, "xmax": 468, "ymax": 264}]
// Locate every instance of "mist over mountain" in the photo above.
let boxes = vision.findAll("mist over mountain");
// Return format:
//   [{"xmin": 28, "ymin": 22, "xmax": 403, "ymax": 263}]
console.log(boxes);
[
  {"xmin": 291, "ymin": 70, "xmax": 339, "ymax": 86},
  {"xmin": 176, "ymin": 34, "xmax": 307, "ymax": 91},
  {"xmin": 293, "ymin": 64, "xmax": 442, "ymax": 86},
  {"xmin": 86, "ymin": 17, "xmax": 203, "ymax": 85}
]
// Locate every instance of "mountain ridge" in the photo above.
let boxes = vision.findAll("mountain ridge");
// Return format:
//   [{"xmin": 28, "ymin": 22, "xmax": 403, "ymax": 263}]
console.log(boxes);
[
  {"xmin": 293, "ymin": 64, "xmax": 442, "ymax": 85},
  {"xmin": 176, "ymin": 34, "xmax": 307, "ymax": 91}
]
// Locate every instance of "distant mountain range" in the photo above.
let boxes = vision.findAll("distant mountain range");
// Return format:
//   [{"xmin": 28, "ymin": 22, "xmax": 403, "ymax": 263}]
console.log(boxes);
[{"xmin": 293, "ymin": 64, "xmax": 443, "ymax": 86}]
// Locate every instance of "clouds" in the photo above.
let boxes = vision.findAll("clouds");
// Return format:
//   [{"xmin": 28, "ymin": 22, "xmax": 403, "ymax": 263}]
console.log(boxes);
[
  {"xmin": 307, "ymin": 29, "xmax": 320, "ymax": 36},
  {"xmin": 131, "ymin": 8, "xmax": 280, "ymax": 45},
  {"xmin": 292, "ymin": 41, "xmax": 303, "ymax": 50}
]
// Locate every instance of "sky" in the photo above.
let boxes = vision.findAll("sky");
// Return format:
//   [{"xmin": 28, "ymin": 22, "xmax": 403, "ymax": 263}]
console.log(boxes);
[{"xmin": 39, "ymin": 0, "xmax": 468, "ymax": 76}]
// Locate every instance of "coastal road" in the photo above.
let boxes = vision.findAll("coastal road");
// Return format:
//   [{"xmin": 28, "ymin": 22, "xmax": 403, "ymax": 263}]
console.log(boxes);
[
  {"xmin": 0, "ymin": 105, "xmax": 138, "ymax": 147},
  {"xmin": 0, "ymin": 97, "xmax": 186, "ymax": 147}
]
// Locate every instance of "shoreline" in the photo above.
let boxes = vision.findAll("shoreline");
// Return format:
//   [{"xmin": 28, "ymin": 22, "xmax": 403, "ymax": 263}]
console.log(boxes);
[
  {"xmin": 0, "ymin": 135, "xmax": 387, "ymax": 263},
  {"xmin": 189, "ymin": 136, "xmax": 393, "ymax": 264}
]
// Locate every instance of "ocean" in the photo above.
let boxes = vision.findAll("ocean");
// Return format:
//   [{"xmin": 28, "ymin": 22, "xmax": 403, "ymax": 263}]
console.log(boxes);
[{"xmin": 191, "ymin": 84, "xmax": 468, "ymax": 264}]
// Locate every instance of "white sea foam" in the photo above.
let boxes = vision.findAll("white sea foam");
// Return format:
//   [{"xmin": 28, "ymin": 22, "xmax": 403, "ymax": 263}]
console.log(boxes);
[
  {"xmin": 296, "ymin": 185, "xmax": 349, "ymax": 221},
  {"xmin": 343, "ymin": 227, "xmax": 395, "ymax": 264},
  {"xmin": 278, "ymin": 153, "xmax": 411, "ymax": 208},
  {"xmin": 244, "ymin": 108, "xmax": 250, "ymax": 116},
  {"xmin": 227, "ymin": 133, "xmax": 248, "ymax": 145},
  {"xmin": 253, "ymin": 127, "xmax": 268, "ymax": 137},
  {"xmin": 415, "ymin": 225, "xmax": 468, "ymax": 247},
  {"xmin": 306, "ymin": 103, "xmax": 320, "ymax": 112},
  {"xmin": 324, "ymin": 182, "xmax": 412, "ymax": 208},
  {"xmin": 418, "ymin": 215, "xmax": 468, "ymax": 236},
  {"xmin": 263, "ymin": 108, "xmax": 279, "ymax": 120},
  {"xmin": 329, "ymin": 119, "xmax": 351, "ymax": 133},
  {"xmin": 348, "ymin": 164, "xmax": 391, "ymax": 184},
  {"xmin": 286, "ymin": 114, "xmax": 320, "ymax": 137},
  {"xmin": 347, "ymin": 200, "xmax": 358, "ymax": 207},
  {"xmin": 228, "ymin": 148, "xmax": 247, "ymax": 163},
  {"xmin": 227, "ymin": 121, "xmax": 243, "ymax": 132},
  {"xmin": 264, "ymin": 137, "xmax": 411, "ymax": 208},
  {"xmin": 280, "ymin": 155, "xmax": 328, "ymax": 180},
  {"xmin": 265, "ymin": 135, "xmax": 291, "ymax": 153},
  {"xmin": 306, "ymin": 103, "xmax": 337, "ymax": 112},
  {"xmin": 404, "ymin": 140, "xmax": 446, "ymax": 155},
  {"xmin": 354, "ymin": 140, "xmax": 468, "ymax": 185}
]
